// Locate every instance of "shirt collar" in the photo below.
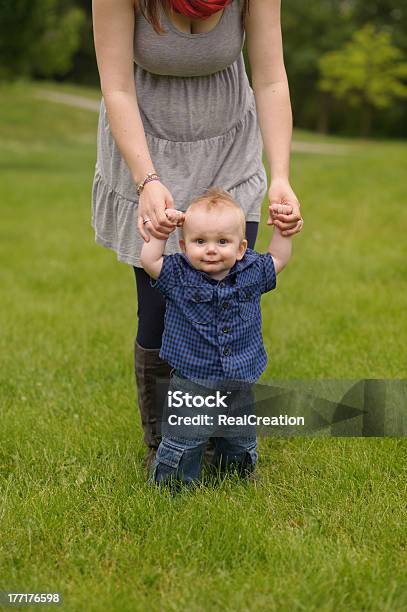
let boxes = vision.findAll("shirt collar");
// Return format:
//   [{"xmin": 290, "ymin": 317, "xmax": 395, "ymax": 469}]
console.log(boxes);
[{"xmin": 179, "ymin": 248, "xmax": 258, "ymax": 284}]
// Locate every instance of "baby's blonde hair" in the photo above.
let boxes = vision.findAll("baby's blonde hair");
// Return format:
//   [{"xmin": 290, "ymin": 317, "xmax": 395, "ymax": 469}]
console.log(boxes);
[{"xmin": 184, "ymin": 187, "xmax": 246, "ymax": 238}]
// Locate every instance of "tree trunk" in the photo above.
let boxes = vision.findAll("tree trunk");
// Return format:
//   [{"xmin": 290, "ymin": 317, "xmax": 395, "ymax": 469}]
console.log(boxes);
[
  {"xmin": 317, "ymin": 91, "xmax": 330, "ymax": 134},
  {"xmin": 360, "ymin": 103, "xmax": 373, "ymax": 137}
]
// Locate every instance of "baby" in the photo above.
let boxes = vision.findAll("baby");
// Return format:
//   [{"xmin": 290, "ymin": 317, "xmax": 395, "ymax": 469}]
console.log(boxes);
[{"xmin": 140, "ymin": 187, "xmax": 292, "ymax": 486}]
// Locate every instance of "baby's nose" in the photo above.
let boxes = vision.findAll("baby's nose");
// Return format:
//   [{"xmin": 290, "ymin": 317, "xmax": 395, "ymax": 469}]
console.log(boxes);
[{"xmin": 206, "ymin": 243, "xmax": 217, "ymax": 253}]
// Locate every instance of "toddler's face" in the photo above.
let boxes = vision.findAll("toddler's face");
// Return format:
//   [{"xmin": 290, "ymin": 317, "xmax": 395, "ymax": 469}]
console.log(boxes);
[{"xmin": 179, "ymin": 207, "xmax": 247, "ymax": 280}]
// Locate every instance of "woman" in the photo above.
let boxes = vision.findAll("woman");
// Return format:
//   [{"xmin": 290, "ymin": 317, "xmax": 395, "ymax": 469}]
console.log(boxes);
[{"xmin": 91, "ymin": 0, "xmax": 303, "ymax": 467}]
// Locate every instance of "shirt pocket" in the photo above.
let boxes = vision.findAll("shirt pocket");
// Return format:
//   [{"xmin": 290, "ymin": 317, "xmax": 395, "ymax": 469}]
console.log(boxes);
[
  {"xmin": 238, "ymin": 284, "xmax": 259, "ymax": 321},
  {"xmin": 183, "ymin": 285, "xmax": 215, "ymax": 324}
]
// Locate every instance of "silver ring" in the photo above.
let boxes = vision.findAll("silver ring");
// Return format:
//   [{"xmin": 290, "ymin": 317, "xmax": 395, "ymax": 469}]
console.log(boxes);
[{"xmin": 143, "ymin": 218, "xmax": 151, "ymax": 225}]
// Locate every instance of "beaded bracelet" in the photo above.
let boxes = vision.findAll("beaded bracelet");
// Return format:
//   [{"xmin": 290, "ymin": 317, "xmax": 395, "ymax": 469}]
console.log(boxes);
[{"xmin": 136, "ymin": 172, "xmax": 160, "ymax": 196}]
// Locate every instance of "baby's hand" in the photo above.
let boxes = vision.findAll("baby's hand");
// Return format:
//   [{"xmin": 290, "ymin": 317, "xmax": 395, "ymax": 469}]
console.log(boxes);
[
  {"xmin": 269, "ymin": 203, "xmax": 293, "ymax": 223},
  {"xmin": 165, "ymin": 208, "xmax": 185, "ymax": 227}
]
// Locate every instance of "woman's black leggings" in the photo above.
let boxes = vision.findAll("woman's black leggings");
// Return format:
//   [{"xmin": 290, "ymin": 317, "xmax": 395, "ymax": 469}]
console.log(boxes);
[{"xmin": 134, "ymin": 221, "xmax": 259, "ymax": 349}]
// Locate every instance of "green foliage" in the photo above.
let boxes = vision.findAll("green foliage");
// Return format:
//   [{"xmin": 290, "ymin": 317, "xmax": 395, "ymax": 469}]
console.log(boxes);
[
  {"xmin": 280, "ymin": 1, "xmax": 407, "ymax": 137},
  {"xmin": 0, "ymin": 0, "xmax": 86, "ymax": 80},
  {"xmin": 281, "ymin": 0, "xmax": 355, "ymax": 131},
  {"xmin": 319, "ymin": 24, "xmax": 407, "ymax": 110},
  {"xmin": 349, "ymin": 0, "xmax": 407, "ymax": 53},
  {"xmin": 1, "ymin": 1, "xmax": 407, "ymax": 136},
  {"xmin": 282, "ymin": 1, "xmax": 354, "ymax": 81}
]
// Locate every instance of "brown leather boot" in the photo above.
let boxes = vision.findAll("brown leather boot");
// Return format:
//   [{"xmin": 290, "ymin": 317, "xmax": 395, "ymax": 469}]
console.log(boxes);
[{"xmin": 134, "ymin": 341, "xmax": 172, "ymax": 466}]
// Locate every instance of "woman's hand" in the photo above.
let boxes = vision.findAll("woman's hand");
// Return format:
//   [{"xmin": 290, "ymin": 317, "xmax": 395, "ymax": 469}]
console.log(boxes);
[
  {"xmin": 267, "ymin": 178, "xmax": 303, "ymax": 236},
  {"xmin": 137, "ymin": 181, "xmax": 177, "ymax": 242}
]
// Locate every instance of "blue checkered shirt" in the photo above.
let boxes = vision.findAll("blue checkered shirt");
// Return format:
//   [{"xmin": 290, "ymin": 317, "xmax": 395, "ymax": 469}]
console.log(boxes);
[{"xmin": 151, "ymin": 248, "xmax": 276, "ymax": 384}]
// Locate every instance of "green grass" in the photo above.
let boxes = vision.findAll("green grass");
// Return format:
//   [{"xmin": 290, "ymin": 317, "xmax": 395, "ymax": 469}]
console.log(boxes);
[
  {"xmin": 0, "ymin": 80, "xmax": 406, "ymax": 611},
  {"xmin": 32, "ymin": 78, "xmax": 103, "ymax": 100}
]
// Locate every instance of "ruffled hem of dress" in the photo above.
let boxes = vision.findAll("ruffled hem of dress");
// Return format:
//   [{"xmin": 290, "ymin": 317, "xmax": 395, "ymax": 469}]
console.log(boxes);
[
  {"xmin": 91, "ymin": 170, "xmax": 142, "ymax": 267},
  {"xmin": 91, "ymin": 168, "xmax": 265, "ymax": 268}
]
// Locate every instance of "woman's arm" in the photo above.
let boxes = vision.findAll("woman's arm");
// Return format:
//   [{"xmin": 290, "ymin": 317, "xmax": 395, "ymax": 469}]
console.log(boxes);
[
  {"xmin": 245, "ymin": 0, "xmax": 290, "ymax": 181},
  {"xmin": 93, "ymin": 0, "xmax": 155, "ymax": 184},
  {"xmin": 245, "ymin": 0, "xmax": 303, "ymax": 236},
  {"xmin": 92, "ymin": 0, "xmax": 174, "ymax": 240}
]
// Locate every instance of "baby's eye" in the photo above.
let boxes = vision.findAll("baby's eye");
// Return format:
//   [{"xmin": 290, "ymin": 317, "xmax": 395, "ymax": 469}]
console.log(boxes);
[
  {"xmin": 195, "ymin": 239, "xmax": 205, "ymax": 245},
  {"xmin": 219, "ymin": 239, "xmax": 228, "ymax": 245}
]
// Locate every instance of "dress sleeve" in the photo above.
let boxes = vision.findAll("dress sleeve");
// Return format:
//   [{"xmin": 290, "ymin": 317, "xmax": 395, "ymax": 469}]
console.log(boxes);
[
  {"xmin": 150, "ymin": 255, "xmax": 178, "ymax": 296},
  {"xmin": 257, "ymin": 252, "xmax": 277, "ymax": 294}
]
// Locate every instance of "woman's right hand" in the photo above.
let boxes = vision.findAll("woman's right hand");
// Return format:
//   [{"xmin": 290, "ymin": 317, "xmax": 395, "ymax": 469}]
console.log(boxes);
[{"xmin": 137, "ymin": 181, "xmax": 176, "ymax": 242}]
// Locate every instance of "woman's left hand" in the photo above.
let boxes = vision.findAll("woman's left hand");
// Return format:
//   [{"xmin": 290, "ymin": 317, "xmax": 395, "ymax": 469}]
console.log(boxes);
[{"xmin": 267, "ymin": 178, "xmax": 303, "ymax": 236}]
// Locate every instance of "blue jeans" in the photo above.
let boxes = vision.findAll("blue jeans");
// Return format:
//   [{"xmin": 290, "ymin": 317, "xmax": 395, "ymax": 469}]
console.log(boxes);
[
  {"xmin": 150, "ymin": 435, "xmax": 257, "ymax": 486},
  {"xmin": 149, "ymin": 371, "xmax": 257, "ymax": 486}
]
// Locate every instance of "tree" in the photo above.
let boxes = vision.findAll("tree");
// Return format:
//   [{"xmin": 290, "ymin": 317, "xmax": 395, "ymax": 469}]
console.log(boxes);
[
  {"xmin": 0, "ymin": 0, "xmax": 85, "ymax": 80},
  {"xmin": 318, "ymin": 24, "xmax": 407, "ymax": 136},
  {"xmin": 349, "ymin": 0, "xmax": 407, "ymax": 55},
  {"xmin": 281, "ymin": 0, "xmax": 355, "ymax": 131}
]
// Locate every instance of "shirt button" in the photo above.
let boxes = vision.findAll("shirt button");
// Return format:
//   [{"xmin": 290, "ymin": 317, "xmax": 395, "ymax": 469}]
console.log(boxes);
[
  {"xmin": 222, "ymin": 326, "xmax": 230, "ymax": 334},
  {"xmin": 222, "ymin": 301, "xmax": 229, "ymax": 309},
  {"xmin": 194, "ymin": 292, "xmax": 201, "ymax": 302},
  {"xmin": 223, "ymin": 348, "xmax": 231, "ymax": 356},
  {"xmin": 219, "ymin": 281, "xmax": 225, "ymax": 288}
]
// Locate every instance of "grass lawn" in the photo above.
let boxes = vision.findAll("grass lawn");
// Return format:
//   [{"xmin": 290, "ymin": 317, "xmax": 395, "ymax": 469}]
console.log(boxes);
[{"xmin": 0, "ymin": 80, "xmax": 406, "ymax": 611}]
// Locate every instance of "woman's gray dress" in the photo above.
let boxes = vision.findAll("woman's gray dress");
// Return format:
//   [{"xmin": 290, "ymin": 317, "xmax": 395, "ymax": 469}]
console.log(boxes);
[{"xmin": 91, "ymin": 0, "xmax": 267, "ymax": 267}]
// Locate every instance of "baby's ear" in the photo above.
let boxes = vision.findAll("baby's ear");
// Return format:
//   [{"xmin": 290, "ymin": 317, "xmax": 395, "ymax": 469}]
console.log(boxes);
[
  {"xmin": 179, "ymin": 238, "xmax": 186, "ymax": 253},
  {"xmin": 236, "ymin": 238, "xmax": 248, "ymax": 260}
]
